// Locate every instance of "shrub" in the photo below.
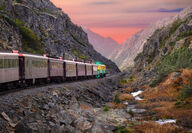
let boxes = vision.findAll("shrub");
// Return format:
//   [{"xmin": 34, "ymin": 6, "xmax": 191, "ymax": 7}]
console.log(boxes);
[
  {"xmin": 128, "ymin": 109, "xmax": 134, "ymax": 117},
  {"xmin": 113, "ymin": 94, "xmax": 121, "ymax": 104},
  {"xmin": 116, "ymin": 124, "xmax": 132, "ymax": 133},
  {"xmin": 146, "ymin": 51, "xmax": 156, "ymax": 64},
  {"xmin": 179, "ymin": 79, "xmax": 192, "ymax": 100},
  {"xmin": 174, "ymin": 100, "xmax": 182, "ymax": 108},
  {"xmin": 170, "ymin": 19, "xmax": 182, "ymax": 35},
  {"xmin": 120, "ymin": 79, "xmax": 127, "ymax": 85},
  {"xmin": 72, "ymin": 49, "xmax": 89, "ymax": 60},
  {"xmin": 149, "ymin": 73, "xmax": 168, "ymax": 87},
  {"xmin": 169, "ymin": 41, "xmax": 176, "ymax": 46},
  {"xmin": 103, "ymin": 105, "xmax": 109, "ymax": 112},
  {"xmin": 79, "ymin": 54, "xmax": 88, "ymax": 60},
  {"xmin": 0, "ymin": 5, "xmax": 4, "ymax": 11},
  {"xmin": 0, "ymin": 14, "xmax": 16, "ymax": 26},
  {"xmin": 39, "ymin": 8, "xmax": 54, "ymax": 15},
  {"xmin": 72, "ymin": 49, "xmax": 79, "ymax": 56},
  {"xmin": 134, "ymin": 52, "xmax": 142, "ymax": 62},
  {"xmin": 129, "ymin": 75, "xmax": 134, "ymax": 81},
  {"xmin": 151, "ymin": 47, "xmax": 192, "ymax": 87},
  {"xmin": 169, "ymin": 30, "xmax": 192, "ymax": 47}
]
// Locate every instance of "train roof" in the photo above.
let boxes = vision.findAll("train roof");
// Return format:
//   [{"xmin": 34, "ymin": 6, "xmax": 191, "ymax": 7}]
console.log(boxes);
[
  {"xmin": 76, "ymin": 61, "xmax": 86, "ymax": 65},
  {"xmin": 22, "ymin": 54, "xmax": 48, "ymax": 59},
  {"xmin": 49, "ymin": 57, "xmax": 63, "ymax": 62},
  {"xmin": 84, "ymin": 62, "xmax": 93, "ymax": 66},
  {"xmin": 0, "ymin": 52, "xmax": 19, "ymax": 56},
  {"xmin": 64, "ymin": 60, "xmax": 76, "ymax": 63}
]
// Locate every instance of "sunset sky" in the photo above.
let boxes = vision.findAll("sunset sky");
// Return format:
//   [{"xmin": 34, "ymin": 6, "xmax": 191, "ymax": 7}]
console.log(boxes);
[{"xmin": 51, "ymin": 0, "xmax": 191, "ymax": 44}]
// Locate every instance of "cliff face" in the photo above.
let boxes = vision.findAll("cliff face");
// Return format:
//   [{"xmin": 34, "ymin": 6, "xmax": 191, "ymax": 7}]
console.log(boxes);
[
  {"xmin": 133, "ymin": 6, "xmax": 192, "ymax": 86},
  {"xmin": 0, "ymin": 0, "xmax": 120, "ymax": 73},
  {"xmin": 83, "ymin": 27, "xmax": 120, "ymax": 58},
  {"xmin": 110, "ymin": 6, "xmax": 192, "ymax": 71}
]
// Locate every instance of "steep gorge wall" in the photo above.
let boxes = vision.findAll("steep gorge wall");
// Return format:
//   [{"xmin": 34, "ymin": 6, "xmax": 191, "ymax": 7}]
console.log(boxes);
[{"xmin": 0, "ymin": 0, "xmax": 120, "ymax": 73}]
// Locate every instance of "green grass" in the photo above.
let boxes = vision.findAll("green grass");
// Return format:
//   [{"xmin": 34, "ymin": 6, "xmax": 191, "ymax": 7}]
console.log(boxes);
[
  {"xmin": 169, "ymin": 30, "xmax": 192, "ymax": 47},
  {"xmin": 116, "ymin": 124, "xmax": 133, "ymax": 133},
  {"xmin": 159, "ymin": 19, "xmax": 188, "ymax": 48},
  {"xmin": 151, "ymin": 47, "xmax": 192, "ymax": 87},
  {"xmin": 170, "ymin": 19, "xmax": 183, "ymax": 35},
  {"xmin": 72, "ymin": 49, "xmax": 79, "ymax": 56},
  {"xmin": 129, "ymin": 75, "xmax": 134, "ymax": 81},
  {"xmin": 120, "ymin": 79, "xmax": 127, "ymax": 85},
  {"xmin": 39, "ymin": 8, "xmax": 54, "ymax": 15},
  {"xmin": 179, "ymin": 30, "xmax": 192, "ymax": 38},
  {"xmin": 72, "ymin": 49, "xmax": 89, "ymax": 60},
  {"xmin": 103, "ymin": 105, "xmax": 109, "ymax": 112},
  {"xmin": 113, "ymin": 94, "xmax": 121, "ymax": 104},
  {"xmin": 79, "ymin": 54, "xmax": 88, "ymax": 60}
]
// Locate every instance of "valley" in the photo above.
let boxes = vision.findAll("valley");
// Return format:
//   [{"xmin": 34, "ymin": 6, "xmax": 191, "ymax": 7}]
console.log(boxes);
[{"xmin": 0, "ymin": 0, "xmax": 192, "ymax": 132}]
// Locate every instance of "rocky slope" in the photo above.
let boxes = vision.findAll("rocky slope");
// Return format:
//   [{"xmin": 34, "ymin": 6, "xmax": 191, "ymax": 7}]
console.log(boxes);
[
  {"xmin": 0, "ymin": 0, "xmax": 119, "ymax": 73},
  {"xmin": 83, "ymin": 27, "xmax": 120, "ymax": 58},
  {"xmin": 0, "ymin": 74, "xmax": 127, "ymax": 133},
  {"xmin": 110, "ymin": 6, "xmax": 192, "ymax": 71},
  {"xmin": 134, "ymin": 7, "xmax": 192, "ymax": 81}
]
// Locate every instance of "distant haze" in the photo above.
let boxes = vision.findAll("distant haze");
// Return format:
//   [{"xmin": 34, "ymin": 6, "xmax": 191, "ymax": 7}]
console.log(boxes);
[
  {"xmin": 51, "ymin": 0, "xmax": 191, "ymax": 44},
  {"xmin": 83, "ymin": 27, "xmax": 120, "ymax": 58}
]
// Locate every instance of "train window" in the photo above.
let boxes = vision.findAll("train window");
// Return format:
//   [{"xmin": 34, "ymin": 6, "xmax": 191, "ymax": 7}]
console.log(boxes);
[
  {"xmin": 32, "ymin": 60, "xmax": 47, "ymax": 68},
  {"xmin": 51, "ymin": 62, "xmax": 62, "ymax": 69},
  {"xmin": 8, "ymin": 59, "xmax": 12, "ymax": 68},
  {"xmin": 66, "ymin": 63, "xmax": 75, "ymax": 71},
  {"xmin": 6, "ymin": 59, "xmax": 18, "ymax": 68},
  {"xmin": 4, "ymin": 59, "xmax": 8, "ymax": 68},
  {"xmin": 0, "ymin": 59, "xmax": 3, "ymax": 69},
  {"xmin": 26, "ymin": 59, "xmax": 29, "ymax": 67},
  {"xmin": 0, "ymin": 59, "xmax": 19, "ymax": 69}
]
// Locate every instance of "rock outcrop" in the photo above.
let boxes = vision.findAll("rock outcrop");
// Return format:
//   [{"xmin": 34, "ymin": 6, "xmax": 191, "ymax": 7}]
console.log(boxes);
[
  {"xmin": 0, "ymin": 0, "xmax": 120, "ymax": 73},
  {"xmin": 110, "ymin": 6, "xmax": 192, "ymax": 71}
]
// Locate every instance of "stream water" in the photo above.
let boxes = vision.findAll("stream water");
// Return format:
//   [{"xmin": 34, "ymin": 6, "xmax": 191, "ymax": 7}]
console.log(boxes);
[{"xmin": 128, "ymin": 90, "xmax": 177, "ymax": 126}]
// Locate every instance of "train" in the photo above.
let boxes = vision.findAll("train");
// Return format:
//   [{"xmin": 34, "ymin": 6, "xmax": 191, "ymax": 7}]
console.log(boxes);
[{"xmin": 0, "ymin": 51, "xmax": 106, "ymax": 89}]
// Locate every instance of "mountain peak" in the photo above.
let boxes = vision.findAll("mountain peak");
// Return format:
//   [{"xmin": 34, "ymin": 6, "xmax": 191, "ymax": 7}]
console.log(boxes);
[{"xmin": 83, "ymin": 27, "xmax": 120, "ymax": 58}]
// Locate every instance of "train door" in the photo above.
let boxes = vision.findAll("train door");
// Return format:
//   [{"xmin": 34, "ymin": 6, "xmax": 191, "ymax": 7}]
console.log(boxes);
[
  {"xmin": 48, "ymin": 59, "xmax": 50, "ymax": 82},
  {"xmin": 76, "ymin": 63, "xmax": 78, "ymax": 79},
  {"xmin": 85, "ymin": 64, "xmax": 87, "ymax": 76},
  {"xmin": 63, "ymin": 62, "xmax": 66, "ymax": 80},
  {"xmin": 19, "ymin": 55, "xmax": 25, "ymax": 82}
]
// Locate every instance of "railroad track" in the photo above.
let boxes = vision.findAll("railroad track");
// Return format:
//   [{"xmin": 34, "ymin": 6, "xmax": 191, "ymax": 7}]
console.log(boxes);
[{"xmin": 0, "ymin": 76, "xmax": 108, "ymax": 96}]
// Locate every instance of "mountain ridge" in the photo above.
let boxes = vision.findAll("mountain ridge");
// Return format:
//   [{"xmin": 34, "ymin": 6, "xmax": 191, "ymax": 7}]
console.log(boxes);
[
  {"xmin": 110, "ymin": 6, "xmax": 192, "ymax": 71},
  {"xmin": 83, "ymin": 27, "xmax": 120, "ymax": 58}
]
